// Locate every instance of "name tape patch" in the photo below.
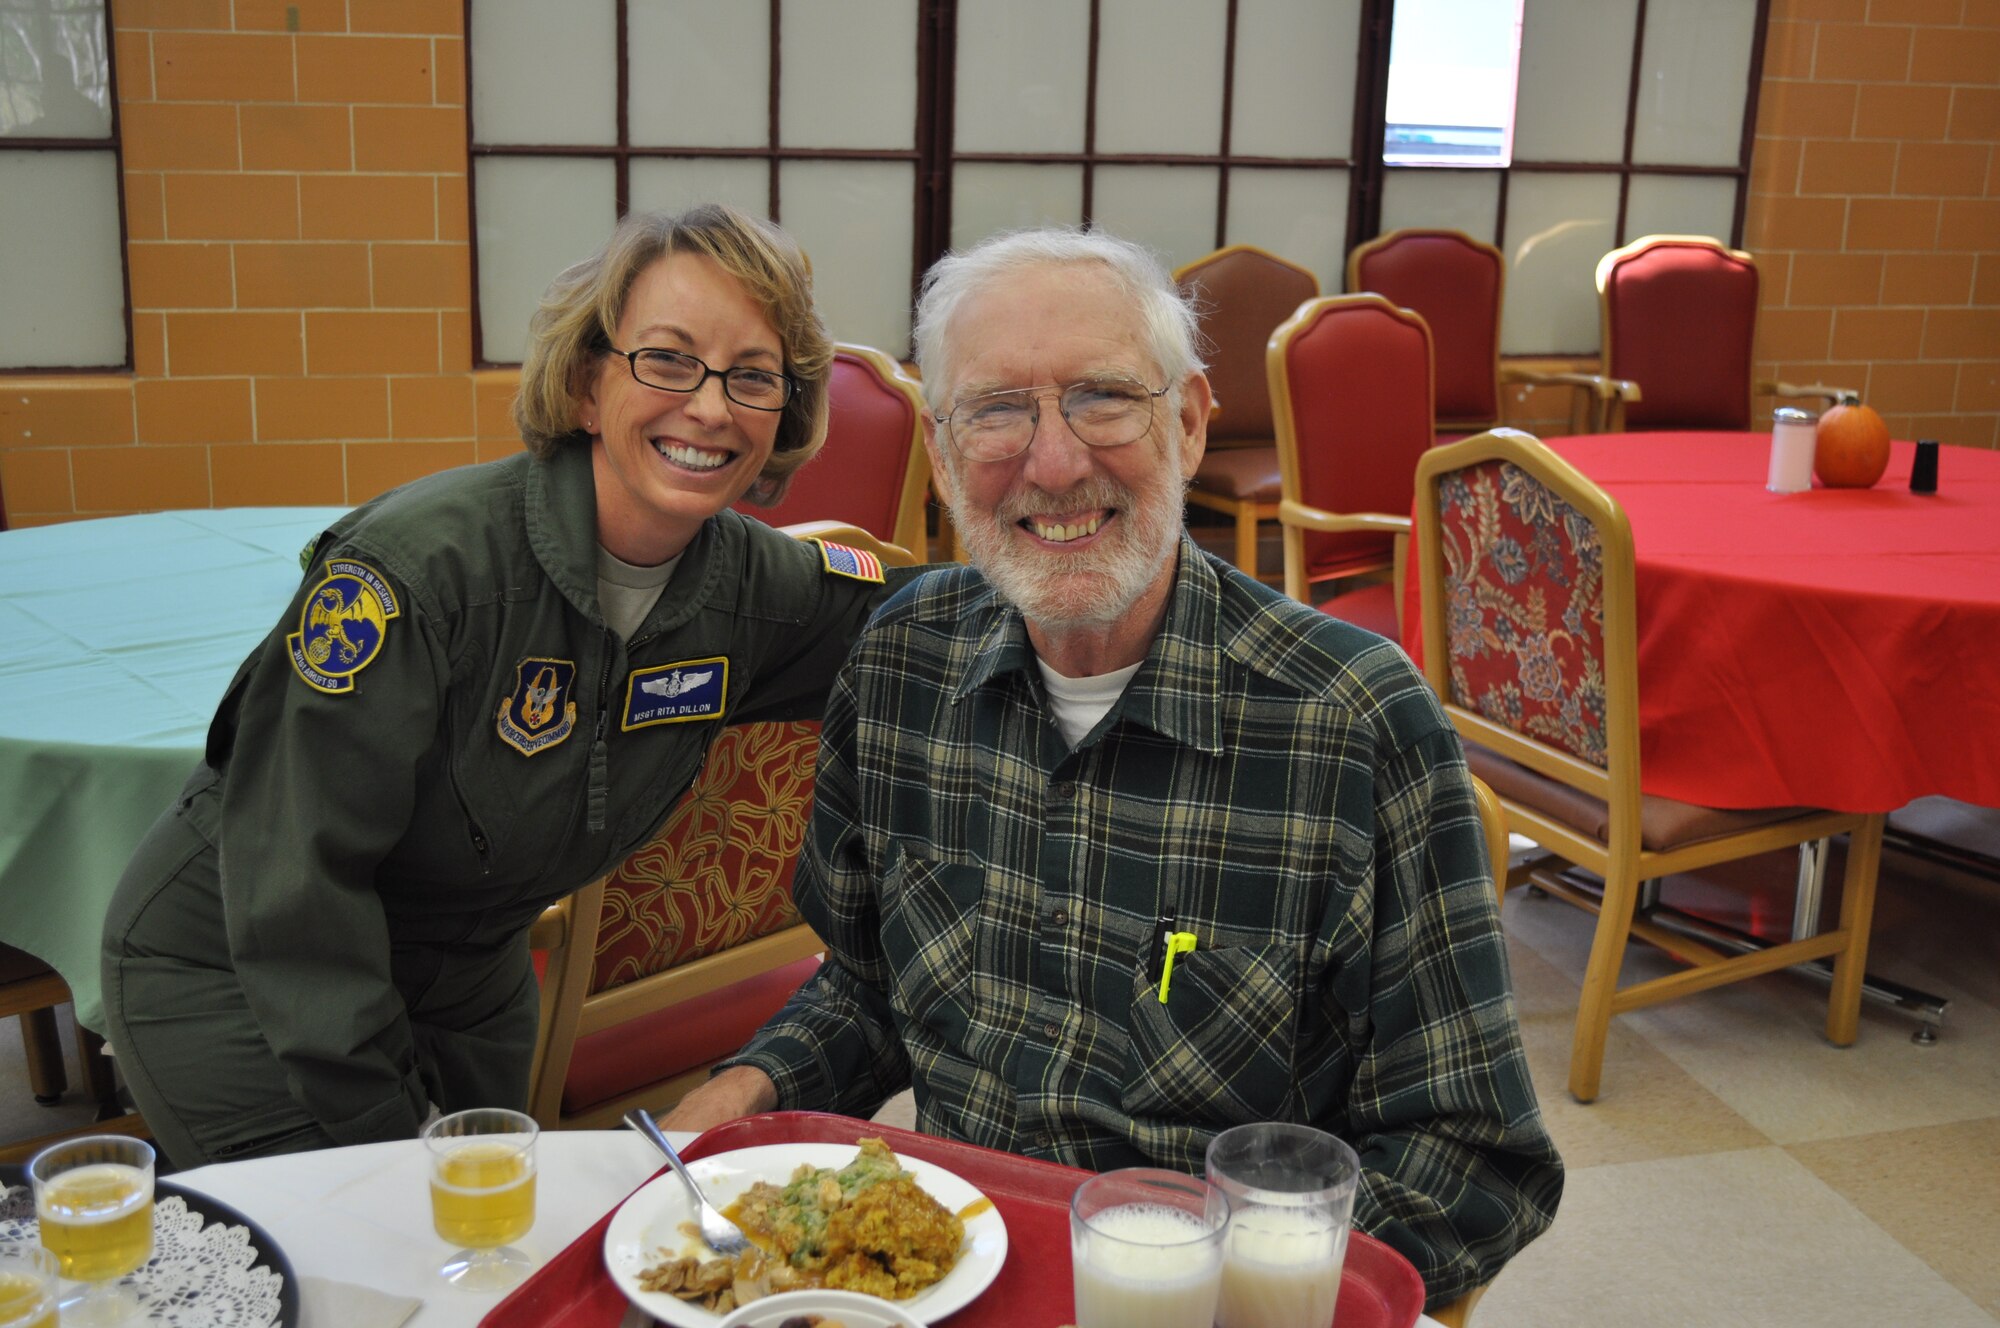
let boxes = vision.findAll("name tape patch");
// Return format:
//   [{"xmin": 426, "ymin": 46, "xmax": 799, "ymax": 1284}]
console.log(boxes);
[
  {"xmin": 497, "ymin": 657, "xmax": 578, "ymax": 756},
  {"xmin": 622, "ymin": 656, "xmax": 729, "ymax": 730},
  {"xmin": 288, "ymin": 559, "xmax": 401, "ymax": 694}
]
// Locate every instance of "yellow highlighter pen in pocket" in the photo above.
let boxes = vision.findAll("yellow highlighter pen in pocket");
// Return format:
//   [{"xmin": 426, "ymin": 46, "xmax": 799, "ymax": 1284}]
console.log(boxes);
[{"xmin": 1158, "ymin": 931, "xmax": 1198, "ymax": 1003}]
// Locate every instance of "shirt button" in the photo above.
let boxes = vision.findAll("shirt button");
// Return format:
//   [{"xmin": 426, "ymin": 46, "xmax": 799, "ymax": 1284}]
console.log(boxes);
[
  {"xmin": 1049, "ymin": 782, "xmax": 1073, "ymax": 803},
  {"xmin": 1035, "ymin": 1132, "xmax": 1052, "ymax": 1150},
  {"xmin": 1043, "ymin": 1021, "xmax": 1060, "ymax": 1039},
  {"xmin": 1051, "ymin": 908, "xmax": 1068, "ymax": 925}
]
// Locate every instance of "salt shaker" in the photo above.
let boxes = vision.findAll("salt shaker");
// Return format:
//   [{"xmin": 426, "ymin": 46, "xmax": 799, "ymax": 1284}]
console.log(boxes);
[{"xmin": 1767, "ymin": 407, "xmax": 1817, "ymax": 493}]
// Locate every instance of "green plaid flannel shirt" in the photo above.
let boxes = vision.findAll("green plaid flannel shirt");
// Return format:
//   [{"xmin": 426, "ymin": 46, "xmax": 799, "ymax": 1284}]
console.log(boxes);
[{"xmin": 726, "ymin": 538, "xmax": 1561, "ymax": 1302}]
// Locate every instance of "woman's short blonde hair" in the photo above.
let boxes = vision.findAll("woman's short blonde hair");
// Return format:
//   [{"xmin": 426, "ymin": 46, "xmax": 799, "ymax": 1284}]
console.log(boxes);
[{"xmin": 513, "ymin": 205, "xmax": 832, "ymax": 505}]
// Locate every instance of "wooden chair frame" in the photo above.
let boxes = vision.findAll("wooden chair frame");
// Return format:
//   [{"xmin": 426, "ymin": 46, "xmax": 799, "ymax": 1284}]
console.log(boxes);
[
  {"xmin": 1595, "ymin": 235, "xmax": 1852, "ymax": 433},
  {"xmin": 831, "ymin": 344, "xmax": 934, "ymax": 558},
  {"xmin": 1414, "ymin": 429, "xmax": 1883, "ymax": 1102},
  {"xmin": 1348, "ymin": 227, "xmax": 1640, "ymax": 436},
  {"xmin": 0, "ymin": 960, "xmax": 144, "ymax": 1162},
  {"xmin": 1174, "ymin": 243, "xmax": 1320, "ymax": 576},
  {"xmin": 1266, "ymin": 294, "xmax": 1426, "ymax": 619},
  {"xmin": 525, "ymin": 523, "xmax": 913, "ymax": 1130}
]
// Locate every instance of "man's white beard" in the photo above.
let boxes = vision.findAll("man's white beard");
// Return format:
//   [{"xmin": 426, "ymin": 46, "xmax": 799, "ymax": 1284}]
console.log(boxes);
[{"xmin": 949, "ymin": 463, "xmax": 1187, "ymax": 629}]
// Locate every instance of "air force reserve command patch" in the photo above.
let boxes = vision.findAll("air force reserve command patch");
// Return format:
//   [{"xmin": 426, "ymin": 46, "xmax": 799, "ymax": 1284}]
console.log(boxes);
[
  {"xmin": 623, "ymin": 656, "xmax": 728, "ymax": 731},
  {"xmin": 497, "ymin": 657, "xmax": 578, "ymax": 756},
  {"xmin": 288, "ymin": 559, "xmax": 400, "ymax": 693},
  {"xmin": 813, "ymin": 538, "xmax": 884, "ymax": 583}
]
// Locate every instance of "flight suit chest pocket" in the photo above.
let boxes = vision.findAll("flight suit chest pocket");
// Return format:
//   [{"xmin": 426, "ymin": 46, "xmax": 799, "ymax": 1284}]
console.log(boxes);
[
  {"xmin": 1121, "ymin": 940, "xmax": 1303, "ymax": 1126},
  {"xmin": 878, "ymin": 848, "xmax": 984, "ymax": 1047}
]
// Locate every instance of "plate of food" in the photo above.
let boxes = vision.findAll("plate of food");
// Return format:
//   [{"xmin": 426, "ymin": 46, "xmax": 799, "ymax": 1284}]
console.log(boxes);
[{"xmin": 602, "ymin": 1137, "xmax": 1008, "ymax": 1326}]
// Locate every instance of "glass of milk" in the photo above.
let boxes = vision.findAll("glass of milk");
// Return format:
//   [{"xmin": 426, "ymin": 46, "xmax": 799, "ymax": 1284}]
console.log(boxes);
[
  {"xmin": 1205, "ymin": 1123, "xmax": 1361, "ymax": 1328},
  {"xmin": 1069, "ymin": 1168, "xmax": 1229, "ymax": 1328}
]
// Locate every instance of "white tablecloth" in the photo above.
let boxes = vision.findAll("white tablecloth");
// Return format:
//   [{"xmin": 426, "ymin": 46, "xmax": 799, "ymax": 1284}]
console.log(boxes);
[{"xmin": 172, "ymin": 1130, "xmax": 1448, "ymax": 1328}]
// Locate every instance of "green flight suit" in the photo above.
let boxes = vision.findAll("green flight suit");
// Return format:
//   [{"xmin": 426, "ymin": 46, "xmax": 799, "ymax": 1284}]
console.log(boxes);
[{"xmin": 102, "ymin": 444, "xmax": 894, "ymax": 1168}]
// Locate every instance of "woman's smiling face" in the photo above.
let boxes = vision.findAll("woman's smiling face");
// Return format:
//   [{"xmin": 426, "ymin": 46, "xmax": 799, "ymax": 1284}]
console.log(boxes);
[{"xmin": 582, "ymin": 251, "xmax": 786, "ymax": 565}]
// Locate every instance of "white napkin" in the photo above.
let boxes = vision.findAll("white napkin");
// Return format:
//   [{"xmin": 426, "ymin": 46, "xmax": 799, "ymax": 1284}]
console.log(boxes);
[{"xmin": 299, "ymin": 1276, "xmax": 423, "ymax": 1328}]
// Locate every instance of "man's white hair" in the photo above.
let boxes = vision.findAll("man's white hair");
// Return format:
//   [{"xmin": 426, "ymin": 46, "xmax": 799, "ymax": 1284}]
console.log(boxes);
[{"xmin": 911, "ymin": 227, "xmax": 1206, "ymax": 415}]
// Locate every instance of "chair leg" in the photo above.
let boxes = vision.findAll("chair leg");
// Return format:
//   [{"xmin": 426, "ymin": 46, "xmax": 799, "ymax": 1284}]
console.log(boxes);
[
  {"xmin": 21, "ymin": 1008, "xmax": 67, "ymax": 1104},
  {"xmin": 1569, "ymin": 863, "xmax": 1644, "ymax": 1103},
  {"xmin": 1233, "ymin": 501, "xmax": 1259, "ymax": 577},
  {"xmin": 75, "ymin": 1024, "xmax": 122, "ymax": 1119},
  {"xmin": 1826, "ymin": 815, "xmax": 1884, "ymax": 1047}
]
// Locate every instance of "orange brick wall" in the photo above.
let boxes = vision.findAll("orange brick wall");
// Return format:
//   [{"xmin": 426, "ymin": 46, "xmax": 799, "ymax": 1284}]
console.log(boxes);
[{"xmin": 3, "ymin": 3, "xmax": 1996, "ymax": 526}]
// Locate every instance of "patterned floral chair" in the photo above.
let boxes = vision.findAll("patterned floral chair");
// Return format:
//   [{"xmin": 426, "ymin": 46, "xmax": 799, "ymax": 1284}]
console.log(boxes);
[
  {"xmin": 527, "ymin": 524, "xmax": 918, "ymax": 1129},
  {"xmin": 1412, "ymin": 428, "xmax": 1886, "ymax": 1103}
]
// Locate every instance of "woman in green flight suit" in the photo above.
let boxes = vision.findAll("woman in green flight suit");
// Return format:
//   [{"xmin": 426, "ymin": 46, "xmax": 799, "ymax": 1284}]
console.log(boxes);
[{"xmin": 103, "ymin": 205, "xmax": 900, "ymax": 1169}]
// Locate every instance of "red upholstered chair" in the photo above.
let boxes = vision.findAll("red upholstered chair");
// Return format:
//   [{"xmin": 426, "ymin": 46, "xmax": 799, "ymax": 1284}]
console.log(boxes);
[
  {"xmin": 1348, "ymin": 227, "xmax": 1636, "ymax": 438},
  {"xmin": 1596, "ymin": 235, "xmax": 1850, "ymax": 433},
  {"xmin": 1173, "ymin": 245, "xmax": 1320, "ymax": 577},
  {"xmin": 1413, "ymin": 428, "xmax": 1885, "ymax": 1103},
  {"xmin": 1266, "ymin": 294, "xmax": 1434, "ymax": 640},
  {"xmin": 527, "ymin": 524, "xmax": 918, "ymax": 1129},
  {"xmin": 736, "ymin": 344, "xmax": 931, "ymax": 554}
]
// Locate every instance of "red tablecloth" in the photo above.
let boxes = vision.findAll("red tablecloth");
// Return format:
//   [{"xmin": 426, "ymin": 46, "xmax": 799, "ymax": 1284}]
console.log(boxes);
[{"xmin": 1404, "ymin": 433, "xmax": 2000, "ymax": 814}]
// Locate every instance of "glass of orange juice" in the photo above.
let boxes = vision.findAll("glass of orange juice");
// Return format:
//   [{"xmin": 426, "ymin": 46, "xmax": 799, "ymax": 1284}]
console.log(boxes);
[
  {"xmin": 423, "ymin": 1108, "xmax": 538, "ymax": 1290},
  {"xmin": 28, "ymin": 1133, "xmax": 156, "ymax": 1325},
  {"xmin": 0, "ymin": 1243, "xmax": 60, "ymax": 1328}
]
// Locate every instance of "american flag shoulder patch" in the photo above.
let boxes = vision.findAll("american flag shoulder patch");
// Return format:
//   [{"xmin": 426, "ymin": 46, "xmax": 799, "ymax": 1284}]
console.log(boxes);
[{"xmin": 815, "ymin": 539, "xmax": 884, "ymax": 583}]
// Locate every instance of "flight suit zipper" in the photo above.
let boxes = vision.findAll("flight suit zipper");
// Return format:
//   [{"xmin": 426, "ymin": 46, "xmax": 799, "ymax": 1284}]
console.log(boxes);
[
  {"xmin": 446, "ymin": 758, "xmax": 492, "ymax": 875},
  {"xmin": 586, "ymin": 630, "xmax": 613, "ymax": 833}
]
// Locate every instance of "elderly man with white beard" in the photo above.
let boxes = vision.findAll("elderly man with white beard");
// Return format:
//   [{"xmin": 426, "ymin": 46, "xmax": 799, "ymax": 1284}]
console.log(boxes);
[{"xmin": 661, "ymin": 227, "xmax": 1562, "ymax": 1307}]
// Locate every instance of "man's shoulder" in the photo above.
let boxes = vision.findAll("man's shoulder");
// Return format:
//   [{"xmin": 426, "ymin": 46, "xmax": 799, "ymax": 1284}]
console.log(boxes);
[
  {"xmin": 1207, "ymin": 558, "xmax": 1447, "ymax": 748},
  {"xmin": 867, "ymin": 562, "xmax": 999, "ymax": 638}
]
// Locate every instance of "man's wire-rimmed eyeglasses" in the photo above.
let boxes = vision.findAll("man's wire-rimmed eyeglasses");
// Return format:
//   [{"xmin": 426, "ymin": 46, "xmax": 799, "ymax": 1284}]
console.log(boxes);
[
  {"xmin": 606, "ymin": 346, "xmax": 795, "ymax": 411},
  {"xmin": 936, "ymin": 377, "xmax": 1169, "ymax": 462}
]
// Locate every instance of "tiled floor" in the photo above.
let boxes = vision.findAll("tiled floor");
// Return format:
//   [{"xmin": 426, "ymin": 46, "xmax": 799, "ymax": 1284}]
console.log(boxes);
[{"xmin": 6, "ymin": 818, "xmax": 1994, "ymax": 1326}]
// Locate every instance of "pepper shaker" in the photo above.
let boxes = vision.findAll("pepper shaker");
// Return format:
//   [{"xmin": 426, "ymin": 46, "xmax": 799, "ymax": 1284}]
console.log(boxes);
[{"xmin": 1910, "ymin": 439, "xmax": 1940, "ymax": 493}]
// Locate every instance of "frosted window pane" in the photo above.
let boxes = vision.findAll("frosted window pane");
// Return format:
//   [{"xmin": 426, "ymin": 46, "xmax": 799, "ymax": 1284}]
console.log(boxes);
[
  {"xmin": 954, "ymin": 0, "xmax": 1087, "ymax": 154},
  {"xmin": 1224, "ymin": 169, "xmax": 1348, "ymax": 290},
  {"xmin": 1631, "ymin": 0, "xmax": 1757, "ymax": 167},
  {"xmin": 779, "ymin": 161, "xmax": 914, "ymax": 354},
  {"xmin": 629, "ymin": 1, "xmax": 767, "ymax": 148},
  {"xmin": 1513, "ymin": 0, "xmax": 1635, "ymax": 163},
  {"xmin": 476, "ymin": 157, "xmax": 617, "ymax": 364},
  {"xmin": 629, "ymin": 159, "xmax": 771, "ymax": 220},
  {"xmin": 0, "ymin": 0, "xmax": 111, "ymax": 138},
  {"xmin": 471, "ymin": 0, "xmax": 615, "ymax": 146},
  {"xmin": 1230, "ymin": 0, "xmax": 1359, "ymax": 158},
  {"xmin": 0, "ymin": 150, "xmax": 122, "ymax": 367},
  {"xmin": 1501, "ymin": 172, "xmax": 1619, "ymax": 356},
  {"xmin": 1623, "ymin": 174, "xmax": 1737, "ymax": 247},
  {"xmin": 1092, "ymin": 166, "xmax": 1219, "ymax": 273},
  {"xmin": 781, "ymin": 0, "xmax": 915, "ymax": 149},
  {"xmin": 951, "ymin": 163, "xmax": 1083, "ymax": 251},
  {"xmin": 1095, "ymin": 0, "xmax": 1226, "ymax": 155},
  {"xmin": 1379, "ymin": 168, "xmax": 1501, "ymax": 246}
]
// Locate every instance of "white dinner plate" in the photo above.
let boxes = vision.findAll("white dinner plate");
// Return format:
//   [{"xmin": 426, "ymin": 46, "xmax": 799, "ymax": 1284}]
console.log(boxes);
[{"xmin": 602, "ymin": 1143, "xmax": 1009, "ymax": 1328}]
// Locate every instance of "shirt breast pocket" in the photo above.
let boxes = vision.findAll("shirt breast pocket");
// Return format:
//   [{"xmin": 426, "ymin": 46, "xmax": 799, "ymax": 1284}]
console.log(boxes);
[
  {"xmin": 878, "ymin": 848, "xmax": 984, "ymax": 1049},
  {"xmin": 1120, "ymin": 941, "xmax": 1303, "ymax": 1126}
]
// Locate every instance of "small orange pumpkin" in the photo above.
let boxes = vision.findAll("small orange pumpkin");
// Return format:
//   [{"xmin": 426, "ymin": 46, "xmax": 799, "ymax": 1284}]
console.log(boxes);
[{"xmin": 1815, "ymin": 398, "xmax": 1891, "ymax": 489}]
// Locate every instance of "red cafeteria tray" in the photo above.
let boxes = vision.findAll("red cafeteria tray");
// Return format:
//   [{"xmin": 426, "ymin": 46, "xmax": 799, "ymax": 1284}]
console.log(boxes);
[{"xmin": 481, "ymin": 1110, "xmax": 1425, "ymax": 1328}]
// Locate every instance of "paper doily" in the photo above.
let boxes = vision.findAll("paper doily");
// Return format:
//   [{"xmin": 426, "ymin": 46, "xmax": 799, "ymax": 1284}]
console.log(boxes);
[{"xmin": 0, "ymin": 1183, "xmax": 286, "ymax": 1326}]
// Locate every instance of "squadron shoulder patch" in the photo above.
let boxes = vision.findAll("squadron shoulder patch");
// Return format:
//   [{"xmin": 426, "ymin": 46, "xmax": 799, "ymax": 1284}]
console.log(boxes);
[
  {"xmin": 622, "ymin": 656, "xmax": 728, "ymax": 731},
  {"xmin": 288, "ymin": 559, "xmax": 400, "ymax": 694},
  {"xmin": 814, "ymin": 539, "xmax": 884, "ymax": 583},
  {"xmin": 497, "ymin": 657, "xmax": 578, "ymax": 756}
]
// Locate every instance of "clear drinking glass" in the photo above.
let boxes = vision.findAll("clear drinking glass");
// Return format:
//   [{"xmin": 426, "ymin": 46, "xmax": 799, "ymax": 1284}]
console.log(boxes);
[
  {"xmin": 1205, "ymin": 1123, "xmax": 1360, "ymax": 1328},
  {"xmin": 28, "ymin": 1133, "xmax": 156, "ymax": 1326},
  {"xmin": 1068, "ymin": 1167, "xmax": 1229, "ymax": 1328},
  {"xmin": 0, "ymin": 1243, "xmax": 60, "ymax": 1328},
  {"xmin": 424, "ymin": 1107, "xmax": 539, "ymax": 1290}
]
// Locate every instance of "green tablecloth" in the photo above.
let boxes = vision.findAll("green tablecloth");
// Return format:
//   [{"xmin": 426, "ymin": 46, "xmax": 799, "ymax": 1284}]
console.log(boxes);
[{"xmin": 0, "ymin": 507, "xmax": 347, "ymax": 1033}]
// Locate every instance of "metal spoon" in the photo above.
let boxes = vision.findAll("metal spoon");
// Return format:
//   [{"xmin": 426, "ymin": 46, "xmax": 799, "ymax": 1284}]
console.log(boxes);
[{"xmin": 623, "ymin": 1108, "xmax": 751, "ymax": 1257}]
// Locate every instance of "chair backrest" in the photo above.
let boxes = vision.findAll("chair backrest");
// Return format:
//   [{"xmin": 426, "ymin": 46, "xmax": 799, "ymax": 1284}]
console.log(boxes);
[
  {"xmin": 1349, "ymin": 228, "xmax": 1505, "ymax": 428},
  {"xmin": 1413, "ymin": 429, "xmax": 1643, "ymax": 830},
  {"xmin": 1268, "ymin": 294, "xmax": 1436, "ymax": 584},
  {"xmin": 1174, "ymin": 245, "xmax": 1319, "ymax": 450},
  {"xmin": 736, "ymin": 344, "xmax": 931, "ymax": 555},
  {"xmin": 1597, "ymin": 235, "xmax": 1760, "ymax": 432}
]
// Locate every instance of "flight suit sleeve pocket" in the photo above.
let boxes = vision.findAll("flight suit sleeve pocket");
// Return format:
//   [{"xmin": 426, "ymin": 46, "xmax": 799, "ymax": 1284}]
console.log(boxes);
[
  {"xmin": 1120, "ymin": 941, "xmax": 1303, "ymax": 1125},
  {"xmin": 877, "ymin": 847, "xmax": 983, "ymax": 1048}
]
